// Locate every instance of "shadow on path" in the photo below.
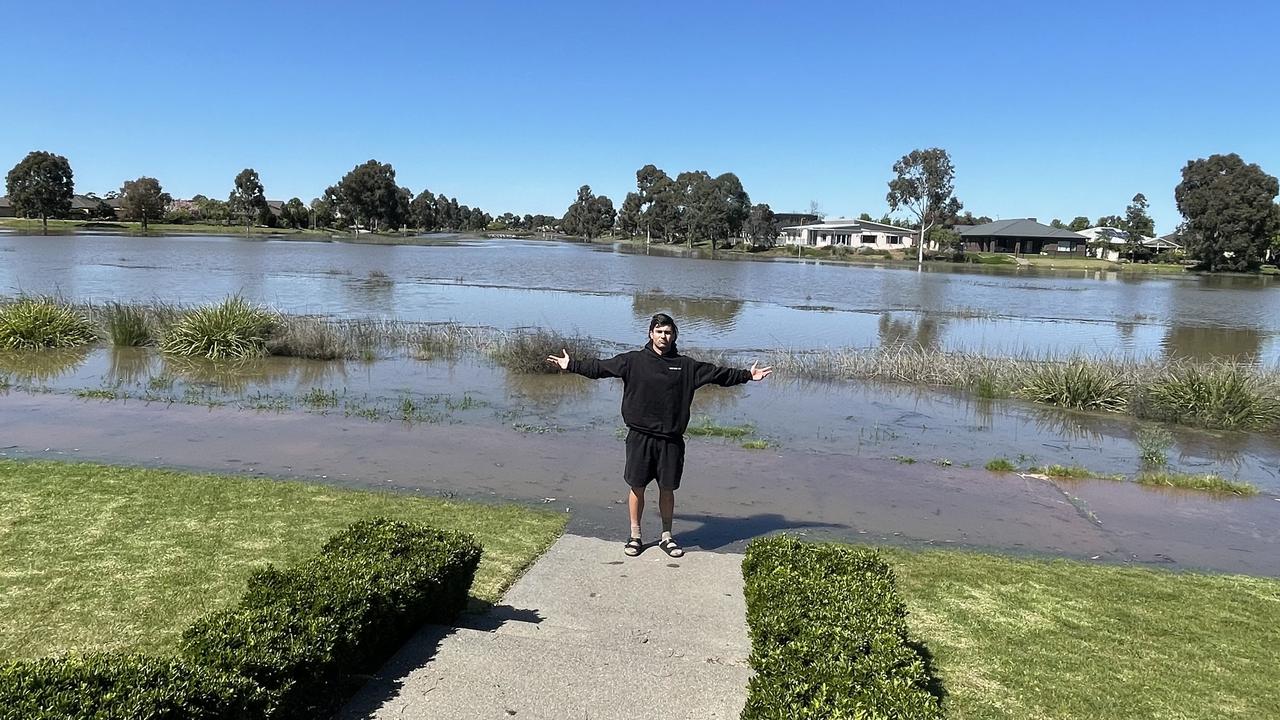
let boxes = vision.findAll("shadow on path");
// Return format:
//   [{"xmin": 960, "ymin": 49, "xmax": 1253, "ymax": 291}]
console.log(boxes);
[{"xmin": 678, "ymin": 512, "xmax": 847, "ymax": 551}]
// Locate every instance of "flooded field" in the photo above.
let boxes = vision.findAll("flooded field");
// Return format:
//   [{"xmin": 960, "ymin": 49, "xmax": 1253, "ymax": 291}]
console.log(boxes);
[
  {"xmin": 4, "ymin": 346, "xmax": 1277, "ymax": 494},
  {"xmin": 3, "ymin": 233, "xmax": 1280, "ymax": 361}
]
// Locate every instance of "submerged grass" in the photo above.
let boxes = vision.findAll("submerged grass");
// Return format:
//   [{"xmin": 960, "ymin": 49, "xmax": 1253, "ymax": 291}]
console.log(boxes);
[
  {"xmin": 0, "ymin": 297, "xmax": 97, "ymax": 350},
  {"xmin": 490, "ymin": 329, "xmax": 598, "ymax": 374},
  {"xmin": 686, "ymin": 417, "xmax": 754, "ymax": 438},
  {"xmin": 6, "ymin": 296, "xmax": 1280, "ymax": 434},
  {"xmin": 1015, "ymin": 360, "xmax": 1130, "ymax": 412},
  {"xmin": 98, "ymin": 301, "xmax": 152, "ymax": 346},
  {"xmin": 1135, "ymin": 471, "xmax": 1258, "ymax": 496},
  {"xmin": 1137, "ymin": 361, "xmax": 1280, "ymax": 431},
  {"xmin": 0, "ymin": 459, "xmax": 566, "ymax": 660},
  {"xmin": 768, "ymin": 345, "xmax": 1280, "ymax": 431}
]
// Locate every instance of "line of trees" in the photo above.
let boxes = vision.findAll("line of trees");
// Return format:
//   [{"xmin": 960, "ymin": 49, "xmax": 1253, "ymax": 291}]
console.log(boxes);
[
  {"xmin": 1, "ymin": 152, "xmax": 500, "ymax": 234},
  {"xmin": 568, "ymin": 164, "xmax": 781, "ymax": 253}
]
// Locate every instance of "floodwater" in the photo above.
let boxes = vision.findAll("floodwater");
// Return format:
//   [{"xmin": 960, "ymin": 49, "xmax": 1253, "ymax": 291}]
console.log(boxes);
[
  {"xmin": 2, "ymin": 233, "xmax": 1279, "ymax": 361},
  {"xmin": 4, "ymin": 347, "xmax": 1278, "ymax": 495}
]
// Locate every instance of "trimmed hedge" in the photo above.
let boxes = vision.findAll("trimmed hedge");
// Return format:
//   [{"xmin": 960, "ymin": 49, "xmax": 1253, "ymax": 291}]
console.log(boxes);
[
  {"xmin": 0, "ymin": 518, "xmax": 482, "ymax": 720},
  {"xmin": 0, "ymin": 653, "xmax": 264, "ymax": 719},
  {"xmin": 741, "ymin": 536, "xmax": 943, "ymax": 720},
  {"xmin": 181, "ymin": 518, "xmax": 482, "ymax": 718}
]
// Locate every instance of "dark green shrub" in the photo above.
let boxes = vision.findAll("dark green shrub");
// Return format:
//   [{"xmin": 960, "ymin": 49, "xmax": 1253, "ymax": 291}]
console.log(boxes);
[
  {"xmin": 181, "ymin": 518, "xmax": 482, "ymax": 719},
  {"xmin": 0, "ymin": 653, "xmax": 264, "ymax": 720},
  {"xmin": 741, "ymin": 536, "xmax": 943, "ymax": 720}
]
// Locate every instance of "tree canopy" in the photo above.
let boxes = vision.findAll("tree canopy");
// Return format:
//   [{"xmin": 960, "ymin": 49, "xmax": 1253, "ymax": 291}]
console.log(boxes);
[
  {"xmin": 5, "ymin": 150, "xmax": 74, "ymax": 234},
  {"xmin": 1121, "ymin": 193, "xmax": 1154, "ymax": 261},
  {"xmin": 325, "ymin": 160, "xmax": 409, "ymax": 232},
  {"xmin": 1175, "ymin": 153, "xmax": 1279, "ymax": 272},
  {"xmin": 119, "ymin": 177, "xmax": 171, "ymax": 232},
  {"xmin": 561, "ymin": 185, "xmax": 616, "ymax": 239},
  {"xmin": 886, "ymin": 148, "xmax": 962, "ymax": 263},
  {"xmin": 744, "ymin": 203, "xmax": 781, "ymax": 248},
  {"xmin": 228, "ymin": 168, "xmax": 268, "ymax": 232}
]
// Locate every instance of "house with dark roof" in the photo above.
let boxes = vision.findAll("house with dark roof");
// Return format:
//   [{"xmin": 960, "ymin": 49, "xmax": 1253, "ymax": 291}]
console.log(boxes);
[
  {"xmin": 0, "ymin": 196, "xmax": 13, "ymax": 218},
  {"xmin": 956, "ymin": 218, "xmax": 1087, "ymax": 255}
]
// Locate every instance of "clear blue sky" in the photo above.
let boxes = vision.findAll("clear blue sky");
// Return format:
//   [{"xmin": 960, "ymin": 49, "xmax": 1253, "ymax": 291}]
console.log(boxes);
[{"xmin": 4, "ymin": 1, "xmax": 1277, "ymax": 233}]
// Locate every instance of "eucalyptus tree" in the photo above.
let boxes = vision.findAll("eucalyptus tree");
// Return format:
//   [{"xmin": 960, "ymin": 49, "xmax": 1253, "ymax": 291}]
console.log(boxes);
[
  {"xmin": 1122, "ymin": 193, "xmax": 1154, "ymax": 261},
  {"xmin": 744, "ymin": 203, "xmax": 781, "ymax": 248},
  {"xmin": 228, "ymin": 168, "xmax": 268, "ymax": 233},
  {"xmin": 328, "ymin": 159, "xmax": 405, "ymax": 232},
  {"xmin": 119, "ymin": 177, "xmax": 171, "ymax": 233},
  {"xmin": 886, "ymin": 147, "xmax": 962, "ymax": 263},
  {"xmin": 562, "ymin": 185, "xmax": 615, "ymax": 239},
  {"xmin": 1175, "ymin": 153, "xmax": 1279, "ymax": 272},
  {"xmin": 5, "ymin": 150, "xmax": 74, "ymax": 234}
]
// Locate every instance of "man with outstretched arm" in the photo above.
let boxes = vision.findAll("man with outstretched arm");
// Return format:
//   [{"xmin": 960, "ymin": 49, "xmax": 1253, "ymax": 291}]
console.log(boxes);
[{"xmin": 546, "ymin": 313, "xmax": 772, "ymax": 558}]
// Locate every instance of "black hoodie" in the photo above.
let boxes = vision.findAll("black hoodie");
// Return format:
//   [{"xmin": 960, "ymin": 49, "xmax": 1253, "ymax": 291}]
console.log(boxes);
[{"xmin": 567, "ymin": 341, "xmax": 751, "ymax": 439}]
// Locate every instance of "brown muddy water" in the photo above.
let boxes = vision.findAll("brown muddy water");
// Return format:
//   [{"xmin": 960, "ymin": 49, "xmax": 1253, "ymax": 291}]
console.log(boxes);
[{"xmin": 2, "ymin": 348, "xmax": 1278, "ymax": 576}]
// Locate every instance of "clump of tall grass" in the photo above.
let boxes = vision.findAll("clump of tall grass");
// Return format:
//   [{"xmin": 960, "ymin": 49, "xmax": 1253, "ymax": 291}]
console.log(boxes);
[
  {"xmin": 985, "ymin": 458, "xmax": 1015, "ymax": 472},
  {"xmin": 492, "ymin": 329, "xmax": 598, "ymax": 374},
  {"xmin": 0, "ymin": 298, "xmax": 97, "ymax": 350},
  {"xmin": 1015, "ymin": 360, "xmax": 1130, "ymax": 412},
  {"xmin": 1135, "ymin": 471, "xmax": 1258, "ymax": 496},
  {"xmin": 100, "ymin": 301, "xmax": 153, "ymax": 346},
  {"xmin": 1135, "ymin": 362, "xmax": 1280, "ymax": 431},
  {"xmin": 267, "ymin": 316, "xmax": 352, "ymax": 360},
  {"xmin": 412, "ymin": 322, "xmax": 474, "ymax": 361},
  {"xmin": 160, "ymin": 297, "xmax": 278, "ymax": 359}
]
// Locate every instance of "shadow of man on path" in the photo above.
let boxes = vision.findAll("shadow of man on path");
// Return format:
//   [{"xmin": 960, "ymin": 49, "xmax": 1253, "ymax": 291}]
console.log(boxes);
[{"xmin": 677, "ymin": 512, "xmax": 847, "ymax": 552}]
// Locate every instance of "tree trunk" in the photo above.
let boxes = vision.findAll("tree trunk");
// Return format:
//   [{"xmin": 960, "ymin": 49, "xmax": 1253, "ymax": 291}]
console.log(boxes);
[{"xmin": 41, "ymin": 215, "xmax": 48, "ymax": 235}]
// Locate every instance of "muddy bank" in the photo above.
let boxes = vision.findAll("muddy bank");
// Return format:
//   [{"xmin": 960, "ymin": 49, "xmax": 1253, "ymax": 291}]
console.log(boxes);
[{"xmin": 3, "ymin": 393, "xmax": 1276, "ymax": 575}]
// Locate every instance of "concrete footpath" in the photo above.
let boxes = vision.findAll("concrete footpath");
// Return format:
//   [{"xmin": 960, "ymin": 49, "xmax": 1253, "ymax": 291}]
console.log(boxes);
[{"xmin": 340, "ymin": 534, "xmax": 752, "ymax": 720}]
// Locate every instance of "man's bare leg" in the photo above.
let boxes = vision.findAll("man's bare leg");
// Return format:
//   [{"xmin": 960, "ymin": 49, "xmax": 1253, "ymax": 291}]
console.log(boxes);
[
  {"xmin": 659, "ymin": 488, "xmax": 675, "ymax": 537},
  {"xmin": 628, "ymin": 486, "xmax": 645, "ymax": 536},
  {"xmin": 658, "ymin": 488, "xmax": 683, "ymax": 557}
]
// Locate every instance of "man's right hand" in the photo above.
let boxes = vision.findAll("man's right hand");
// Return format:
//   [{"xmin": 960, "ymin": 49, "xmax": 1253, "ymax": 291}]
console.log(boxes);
[{"xmin": 547, "ymin": 348, "xmax": 570, "ymax": 370}]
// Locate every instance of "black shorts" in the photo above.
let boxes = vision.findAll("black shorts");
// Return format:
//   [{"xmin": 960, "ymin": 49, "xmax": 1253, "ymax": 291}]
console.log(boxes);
[{"xmin": 624, "ymin": 430, "xmax": 685, "ymax": 490}]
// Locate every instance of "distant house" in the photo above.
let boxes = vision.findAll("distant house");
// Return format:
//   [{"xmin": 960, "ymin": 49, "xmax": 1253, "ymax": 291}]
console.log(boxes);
[
  {"xmin": 956, "ymin": 218, "xmax": 1086, "ymax": 255},
  {"xmin": 0, "ymin": 196, "xmax": 13, "ymax": 218},
  {"xmin": 778, "ymin": 218, "xmax": 916, "ymax": 250},
  {"xmin": 1076, "ymin": 226, "xmax": 1180, "ymax": 261}
]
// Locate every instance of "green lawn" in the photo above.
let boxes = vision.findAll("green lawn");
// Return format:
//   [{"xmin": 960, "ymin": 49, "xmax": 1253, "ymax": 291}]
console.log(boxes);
[
  {"xmin": 0, "ymin": 459, "xmax": 565, "ymax": 660},
  {"xmin": 889, "ymin": 548, "xmax": 1280, "ymax": 719}
]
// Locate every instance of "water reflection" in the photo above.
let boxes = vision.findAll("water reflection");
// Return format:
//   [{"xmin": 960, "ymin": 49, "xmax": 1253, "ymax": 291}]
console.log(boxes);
[
  {"xmin": 106, "ymin": 347, "xmax": 156, "ymax": 385},
  {"xmin": 877, "ymin": 312, "xmax": 943, "ymax": 350},
  {"xmin": 163, "ymin": 356, "xmax": 302, "ymax": 393},
  {"xmin": 0, "ymin": 348, "xmax": 89, "ymax": 382},
  {"xmin": 503, "ymin": 371, "xmax": 594, "ymax": 411},
  {"xmin": 1162, "ymin": 325, "xmax": 1264, "ymax": 363},
  {"xmin": 631, "ymin": 293, "xmax": 744, "ymax": 332}
]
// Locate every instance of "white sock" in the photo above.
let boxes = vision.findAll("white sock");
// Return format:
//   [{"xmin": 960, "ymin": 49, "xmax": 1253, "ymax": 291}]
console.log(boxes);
[
  {"xmin": 631, "ymin": 524, "xmax": 642, "ymax": 540},
  {"xmin": 661, "ymin": 530, "xmax": 672, "ymax": 542}
]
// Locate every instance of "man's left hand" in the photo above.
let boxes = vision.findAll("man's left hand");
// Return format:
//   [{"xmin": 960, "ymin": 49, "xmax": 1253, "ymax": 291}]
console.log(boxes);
[{"xmin": 749, "ymin": 362, "xmax": 773, "ymax": 381}]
